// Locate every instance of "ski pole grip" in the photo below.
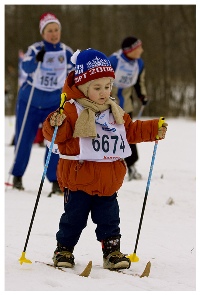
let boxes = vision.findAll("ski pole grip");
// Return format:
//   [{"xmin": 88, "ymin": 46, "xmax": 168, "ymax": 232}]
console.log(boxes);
[
  {"xmin": 59, "ymin": 92, "xmax": 67, "ymax": 114},
  {"xmin": 156, "ymin": 117, "xmax": 165, "ymax": 139}
]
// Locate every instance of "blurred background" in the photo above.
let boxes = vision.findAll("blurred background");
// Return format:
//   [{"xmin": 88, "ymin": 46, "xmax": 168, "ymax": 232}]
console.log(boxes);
[{"xmin": 4, "ymin": 4, "xmax": 196, "ymax": 118}]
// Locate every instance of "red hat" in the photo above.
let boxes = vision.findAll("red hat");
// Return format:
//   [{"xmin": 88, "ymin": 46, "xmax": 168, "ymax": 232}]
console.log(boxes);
[
  {"xmin": 71, "ymin": 48, "xmax": 115, "ymax": 86},
  {"xmin": 39, "ymin": 13, "xmax": 61, "ymax": 34}
]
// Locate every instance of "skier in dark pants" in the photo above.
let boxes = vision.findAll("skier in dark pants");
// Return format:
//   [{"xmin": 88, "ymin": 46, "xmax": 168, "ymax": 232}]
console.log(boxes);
[
  {"xmin": 109, "ymin": 36, "xmax": 148, "ymax": 180},
  {"xmin": 11, "ymin": 12, "xmax": 74, "ymax": 194}
]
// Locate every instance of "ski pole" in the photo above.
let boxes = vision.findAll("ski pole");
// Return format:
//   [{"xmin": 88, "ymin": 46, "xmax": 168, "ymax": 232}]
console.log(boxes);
[
  {"xmin": 127, "ymin": 117, "xmax": 165, "ymax": 262},
  {"xmin": 6, "ymin": 61, "xmax": 41, "ymax": 187},
  {"xmin": 18, "ymin": 93, "xmax": 67, "ymax": 265},
  {"xmin": 137, "ymin": 98, "xmax": 151, "ymax": 119},
  {"xmin": 137, "ymin": 105, "xmax": 145, "ymax": 119}
]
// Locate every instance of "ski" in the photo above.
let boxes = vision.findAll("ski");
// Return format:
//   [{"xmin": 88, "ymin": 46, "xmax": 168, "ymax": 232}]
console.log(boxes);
[
  {"xmin": 5, "ymin": 182, "xmax": 13, "ymax": 187},
  {"xmin": 35, "ymin": 260, "xmax": 150, "ymax": 278},
  {"xmin": 140, "ymin": 261, "xmax": 151, "ymax": 278},
  {"xmin": 5, "ymin": 185, "xmax": 42, "ymax": 196},
  {"xmin": 35, "ymin": 260, "xmax": 92, "ymax": 277},
  {"xmin": 108, "ymin": 261, "xmax": 151, "ymax": 277},
  {"xmin": 5, "ymin": 182, "xmax": 63, "ymax": 198}
]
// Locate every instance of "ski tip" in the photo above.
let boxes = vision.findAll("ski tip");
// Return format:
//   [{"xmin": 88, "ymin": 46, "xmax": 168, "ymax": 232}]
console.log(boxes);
[
  {"xmin": 140, "ymin": 261, "xmax": 151, "ymax": 278},
  {"xmin": 79, "ymin": 260, "xmax": 92, "ymax": 277},
  {"xmin": 5, "ymin": 182, "xmax": 13, "ymax": 187}
]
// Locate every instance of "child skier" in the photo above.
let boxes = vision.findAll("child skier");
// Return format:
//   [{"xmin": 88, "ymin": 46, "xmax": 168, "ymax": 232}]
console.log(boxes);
[{"xmin": 42, "ymin": 48, "xmax": 168, "ymax": 270}]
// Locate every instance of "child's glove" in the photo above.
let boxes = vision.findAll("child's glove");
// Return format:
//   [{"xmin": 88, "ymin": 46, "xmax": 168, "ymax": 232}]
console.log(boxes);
[
  {"xmin": 50, "ymin": 112, "xmax": 66, "ymax": 127},
  {"xmin": 157, "ymin": 122, "xmax": 168, "ymax": 139}
]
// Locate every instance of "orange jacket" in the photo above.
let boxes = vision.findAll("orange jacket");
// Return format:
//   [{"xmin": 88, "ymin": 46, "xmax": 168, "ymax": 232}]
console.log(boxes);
[{"xmin": 43, "ymin": 71, "xmax": 159, "ymax": 196}]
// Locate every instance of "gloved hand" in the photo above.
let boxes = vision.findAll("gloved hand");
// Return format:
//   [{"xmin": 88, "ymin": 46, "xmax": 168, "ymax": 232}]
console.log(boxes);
[
  {"xmin": 50, "ymin": 112, "xmax": 66, "ymax": 127},
  {"xmin": 140, "ymin": 95, "xmax": 148, "ymax": 106},
  {"xmin": 157, "ymin": 122, "xmax": 168, "ymax": 139},
  {"xmin": 36, "ymin": 47, "xmax": 46, "ymax": 62}
]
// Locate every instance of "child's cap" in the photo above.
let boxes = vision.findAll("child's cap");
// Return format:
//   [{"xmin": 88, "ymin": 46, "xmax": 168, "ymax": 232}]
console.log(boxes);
[
  {"xmin": 71, "ymin": 48, "xmax": 115, "ymax": 86},
  {"xmin": 39, "ymin": 12, "xmax": 61, "ymax": 34},
  {"xmin": 121, "ymin": 36, "xmax": 142, "ymax": 53}
]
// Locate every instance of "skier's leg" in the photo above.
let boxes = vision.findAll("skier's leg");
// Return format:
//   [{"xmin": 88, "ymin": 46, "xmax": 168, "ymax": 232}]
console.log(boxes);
[
  {"xmin": 12, "ymin": 100, "xmax": 39, "ymax": 189},
  {"xmin": 125, "ymin": 144, "xmax": 142, "ymax": 180},
  {"xmin": 91, "ymin": 193, "xmax": 131, "ymax": 269},
  {"xmin": 53, "ymin": 189, "xmax": 91, "ymax": 267}
]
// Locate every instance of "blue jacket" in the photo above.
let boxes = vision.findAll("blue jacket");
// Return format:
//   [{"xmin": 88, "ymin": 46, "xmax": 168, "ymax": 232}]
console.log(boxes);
[{"xmin": 19, "ymin": 40, "xmax": 74, "ymax": 109}]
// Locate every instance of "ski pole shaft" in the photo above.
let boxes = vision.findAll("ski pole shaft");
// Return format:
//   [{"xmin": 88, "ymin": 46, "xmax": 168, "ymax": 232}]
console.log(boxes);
[
  {"xmin": 133, "ymin": 140, "xmax": 158, "ymax": 254},
  {"xmin": 19, "ymin": 93, "xmax": 67, "ymax": 264},
  {"xmin": 137, "ymin": 105, "xmax": 145, "ymax": 119},
  {"xmin": 22, "ymin": 125, "xmax": 58, "ymax": 253},
  {"xmin": 127, "ymin": 117, "xmax": 165, "ymax": 262},
  {"xmin": 134, "ymin": 117, "xmax": 165, "ymax": 253}
]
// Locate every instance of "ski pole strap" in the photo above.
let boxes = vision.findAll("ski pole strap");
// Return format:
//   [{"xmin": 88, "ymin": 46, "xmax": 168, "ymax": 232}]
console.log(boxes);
[
  {"xmin": 156, "ymin": 117, "xmax": 165, "ymax": 140},
  {"xmin": 59, "ymin": 92, "xmax": 67, "ymax": 114}
]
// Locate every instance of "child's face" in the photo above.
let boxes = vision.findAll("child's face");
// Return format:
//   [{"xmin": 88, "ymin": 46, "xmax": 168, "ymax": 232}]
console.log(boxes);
[
  {"xmin": 88, "ymin": 77, "xmax": 112, "ymax": 105},
  {"xmin": 42, "ymin": 23, "xmax": 61, "ymax": 45}
]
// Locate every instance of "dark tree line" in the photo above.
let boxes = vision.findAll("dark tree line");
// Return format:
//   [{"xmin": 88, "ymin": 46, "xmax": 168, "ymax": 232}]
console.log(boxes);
[{"xmin": 5, "ymin": 5, "xmax": 196, "ymax": 117}]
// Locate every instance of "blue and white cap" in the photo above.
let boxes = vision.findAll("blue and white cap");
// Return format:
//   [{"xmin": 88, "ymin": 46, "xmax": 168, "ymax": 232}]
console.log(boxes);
[{"xmin": 71, "ymin": 48, "xmax": 115, "ymax": 86}]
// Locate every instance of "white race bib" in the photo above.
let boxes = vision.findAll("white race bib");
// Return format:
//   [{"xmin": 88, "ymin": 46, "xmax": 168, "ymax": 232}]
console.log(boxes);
[
  {"xmin": 74, "ymin": 103, "xmax": 131, "ymax": 162},
  {"xmin": 35, "ymin": 50, "xmax": 67, "ymax": 91},
  {"xmin": 113, "ymin": 51, "xmax": 139, "ymax": 89}
]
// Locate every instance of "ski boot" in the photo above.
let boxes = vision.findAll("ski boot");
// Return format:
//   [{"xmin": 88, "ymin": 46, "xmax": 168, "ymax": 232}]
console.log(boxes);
[
  {"xmin": 102, "ymin": 236, "xmax": 131, "ymax": 270},
  {"xmin": 128, "ymin": 165, "xmax": 142, "ymax": 181},
  {"xmin": 53, "ymin": 243, "xmax": 75, "ymax": 268},
  {"xmin": 13, "ymin": 176, "xmax": 24, "ymax": 190},
  {"xmin": 48, "ymin": 181, "xmax": 63, "ymax": 197}
]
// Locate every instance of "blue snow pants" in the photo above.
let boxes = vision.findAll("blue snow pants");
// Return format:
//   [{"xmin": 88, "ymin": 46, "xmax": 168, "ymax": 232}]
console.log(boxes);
[
  {"xmin": 56, "ymin": 190, "xmax": 121, "ymax": 248},
  {"xmin": 12, "ymin": 84, "xmax": 61, "ymax": 182}
]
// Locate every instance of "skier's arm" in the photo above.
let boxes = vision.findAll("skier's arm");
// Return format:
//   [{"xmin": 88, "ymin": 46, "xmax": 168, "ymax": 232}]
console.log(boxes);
[
  {"xmin": 124, "ymin": 113, "xmax": 168, "ymax": 143},
  {"xmin": 134, "ymin": 59, "xmax": 148, "ymax": 105},
  {"xmin": 22, "ymin": 43, "xmax": 43, "ymax": 73}
]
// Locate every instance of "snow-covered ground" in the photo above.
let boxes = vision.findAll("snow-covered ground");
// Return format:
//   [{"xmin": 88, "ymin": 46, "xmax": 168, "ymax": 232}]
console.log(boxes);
[{"xmin": 4, "ymin": 116, "xmax": 197, "ymax": 292}]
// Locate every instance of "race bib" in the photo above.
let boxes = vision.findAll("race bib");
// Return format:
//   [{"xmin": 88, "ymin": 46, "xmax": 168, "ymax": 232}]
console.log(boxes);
[
  {"xmin": 35, "ymin": 50, "xmax": 67, "ymax": 91},
  {"xmin": 113, "ymin": 51, "xmax": 139, "ymax": 88},
  {"xmin": 75, "ymin": 104, "xmax": 131, "ymax": 162}
]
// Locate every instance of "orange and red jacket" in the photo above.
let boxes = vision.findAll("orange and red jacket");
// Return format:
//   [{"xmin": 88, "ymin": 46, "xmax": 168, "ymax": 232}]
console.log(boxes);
[{"xmin": 43, "ymin": 71, "xmax": 159, "ymax": 196}]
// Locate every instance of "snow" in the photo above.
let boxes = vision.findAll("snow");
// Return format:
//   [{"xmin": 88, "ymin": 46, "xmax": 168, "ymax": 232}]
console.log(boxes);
[{"xmin": 3, "ymin": 116, "xmax": 197, "ymax": 292}]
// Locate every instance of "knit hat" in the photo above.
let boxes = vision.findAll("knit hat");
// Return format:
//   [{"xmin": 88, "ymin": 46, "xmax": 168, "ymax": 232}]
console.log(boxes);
[
  {"xmin": 39, "ymin": 13, "xmax": 61, "ymax": 34},
  {"xmin": 121, "ymin": 36, "xmax": 142, "ymax": 53},
  {"xmin": 71, "ymin": 48, "xmax": 115, "ymax": 86}
]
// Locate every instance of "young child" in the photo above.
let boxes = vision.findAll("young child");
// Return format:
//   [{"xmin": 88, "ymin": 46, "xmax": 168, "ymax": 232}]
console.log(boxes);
[{"xmin": 42, "ymin": 48, "xmax": 168, "ymax": 270}]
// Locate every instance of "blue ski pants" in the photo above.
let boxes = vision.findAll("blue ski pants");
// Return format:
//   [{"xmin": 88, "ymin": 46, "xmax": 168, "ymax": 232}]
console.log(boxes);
[
  {"xmin": 12, "ymin": 98, "xmax": 59, "ymax": 182},
  {"xmin": 56, "ymin": 190, "xmax": 121, "ymax": 248}
]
